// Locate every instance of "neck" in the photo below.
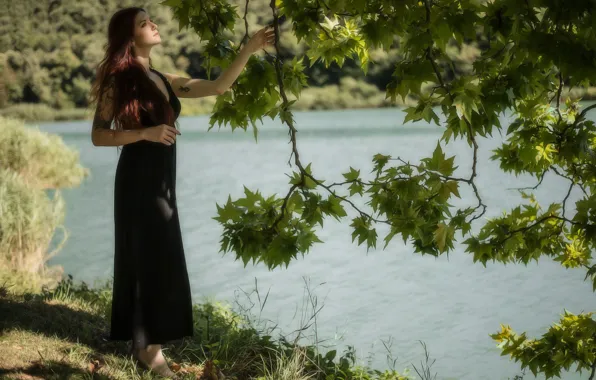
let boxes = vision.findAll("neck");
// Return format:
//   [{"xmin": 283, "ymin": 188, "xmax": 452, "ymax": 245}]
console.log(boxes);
[{"xmin": 133, "ymin": 48, "xmax": 151, "ymax": 73}]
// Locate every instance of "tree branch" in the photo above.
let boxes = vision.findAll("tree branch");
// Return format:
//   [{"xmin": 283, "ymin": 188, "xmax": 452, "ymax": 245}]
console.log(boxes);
[
  {"xmin": 580, "ymin": 103, "xmax": 596, "ymax": 119},
  {"xmin": 552, "ymin": 165, "xmax": 588, "ymax": 197},
  {"xmin": 492, "ymin": 213, "xmax": 589, "ymax": 248},
  {"xmin": 236, "ymin": 0, "xmax": 250, "ymax": 53},
  {"xmin": 478, "ymin": 40, "xmax": 514, "ymax": 62},
  {"xmin": 199, "ymin": 0, "xmax": 219, "ymax": 38},
  {"xmin": 266, "ymin": 0, "xmax": 390, "ymax": 231},
  {"xmin": 562, "ymin": 102, "xmax": 596, "ymax": 136},
  {"xmin": 424, "ymin": 0, "xmax": 486, "ymax": 222},
  {"xmin": 271, "ymin": 183, "xmax": 301, "ymax": 229},
  {"xmin": 267, "ymin": 0, "xmax": 304, "ymax": 231},
  {"xmin": 508, "ymin": 169, "xmax": 548, "ymax": 191},
  {"xmin": 554, "ymin": 72, "xmax": 563, "ymax": 124},
  {"xmin": 561, "ymin": 181, "xmax": 574, "ymax": 220},
  {"xmin": 589, "ymin": 358, "xmax": 596, "ymax": 380}
]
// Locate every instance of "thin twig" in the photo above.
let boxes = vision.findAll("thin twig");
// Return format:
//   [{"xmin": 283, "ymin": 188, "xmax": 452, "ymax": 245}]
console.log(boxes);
[
  {"xmin": 266, "ymin": 0, "xmax": 304, "ymax": 230},
  {"xmin": 509, "ymin": 169, "xmax": 548, "ymax": 191},
  {"xmin": 552, "ymin": 165, "xmax": 588, "ymax": 197},
  {"xmin": 327, "ymin": 178, "xmax": 404, "ymax": 189},
  {"xmin": 556, "ymin": 72, "xmax": 563, "ymax": 124},
  {"xmin": 424, "ymin": 0, "xmax": 486, "ymax": 222},
  {"xmin": 562, "ymin": 103, "xmax": 596, "ymax": 136},
  {"xmin": 271, "ymin": 183, "xmax": 300, "ymax": 229},
  {"xmin": 589, "ymin": 358, "xmax": 596, "ymax": 380},
  {"xmin": 493, "ymin": 214, "xmax": 589, "ymax": 247},
  {"xmin": 267, "ymin": 0, "xmax": 395, "ymax": 231},
  {"xmin": 236, "ymin": 0, "xmax": 250, "ymax": 53},
  {"xmin": 199, "ymin": 0, "xmax": 219, "ymax": 37},
  {"xmin": 478, "ymin": 40, "xmax": 514, "ymax": 62},
  {"xmin": 580, "ymin": 103, "xmax": 596, "ymax": 119},
  {"xmin": 561, "ymin": 181, "xmax": 574, "ymax": 219}
]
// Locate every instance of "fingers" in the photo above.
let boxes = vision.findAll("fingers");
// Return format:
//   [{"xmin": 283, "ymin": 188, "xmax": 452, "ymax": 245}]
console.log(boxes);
[
  {"xmin": 166, "ymin": 131, "xmax": 178, "ymax": 144},
  {"xmin": 262, "ymin": 28, "xmax": 276, "ymax": 46},
  {"xmin": 161, "ymin": 126, "xmax": 179, "ymax": 145},
  {"xmin": 167, "ymin": 125, "xmax": 182, "ymax": 135},
  {"xmin": 164, "ymin": 125, "xmax": 181, "ymax": 135},
  {"xmin": 261, "ymin": 26, "xmax": 274, "ymax": 36}
]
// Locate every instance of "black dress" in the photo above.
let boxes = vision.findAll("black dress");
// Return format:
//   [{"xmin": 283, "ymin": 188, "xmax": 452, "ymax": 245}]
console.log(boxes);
[{"xmin": 109, "ymin": 68, "xmax": 193, "ymax": 347}]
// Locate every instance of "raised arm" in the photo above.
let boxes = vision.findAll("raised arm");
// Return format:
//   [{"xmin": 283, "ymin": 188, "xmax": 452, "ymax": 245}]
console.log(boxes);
[
  {"xmin": 161, "ymin": 26, "xmax": 274, "ymax": 100},
  {"xmin": 161, "ymin": 47, "xmax": 251, "ymax": 99},
  {"xmin": 91, "ymin": 76, "xmax": 145, "ymax": 147},
  {"xmin": 162, "ymin": 72, "xmax": 224, "ymax": 99}
]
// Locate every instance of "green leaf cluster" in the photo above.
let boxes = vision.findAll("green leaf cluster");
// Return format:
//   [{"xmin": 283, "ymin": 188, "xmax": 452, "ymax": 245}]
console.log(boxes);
[
  {"xmin": 158, "ymin": 0, "xmax": 596, "ymax": 377},
  {"xmin": 491, "ymin": 311, "xmax": 596, "ymax": 379}
]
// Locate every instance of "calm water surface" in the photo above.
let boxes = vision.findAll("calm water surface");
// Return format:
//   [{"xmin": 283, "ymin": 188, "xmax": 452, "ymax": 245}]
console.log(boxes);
[{"xmin": 38, "ymin": 108, "xmax": 595, "ymax": 380}]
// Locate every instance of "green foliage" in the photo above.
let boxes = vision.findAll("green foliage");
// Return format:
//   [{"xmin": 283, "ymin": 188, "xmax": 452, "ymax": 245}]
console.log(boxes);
[
  {"xmin": 5, "ymin": 0, "xmax": 566, "ymax": 119},
  {"xmin": 0, "ymin": 0, "xmax": 410, "ymax": 118},
  {"xmin": 1, "ymin": 0, "xmax": 203, "ymax": 109},
  {"xmin": 0, "ymin": 104, "xmax": 91, "ymax": 123},
  {"xmin": 157, "ymin": 0, "xmax": 596, "ymax": 378},
  {"xmin": 491, "ymin": 311, "xmax": 596, "ymax": 379},
  {"xmin": 0, "ymin": 103, "xmax": 57, "ymax": 122},
  {"xmin": 0, "ymin": 116, "xmax": 89, "ymax": 189},
  {"xmin": 0, "ymin": 116, "xmax": 89, "ymax": 290},
  {"xmin": 4, "ymin": 0, "xmax": 596, "ymax": 377},
  {"xmin": 0, "ymin": 167, "xmax": 66, "ymax": 277}
]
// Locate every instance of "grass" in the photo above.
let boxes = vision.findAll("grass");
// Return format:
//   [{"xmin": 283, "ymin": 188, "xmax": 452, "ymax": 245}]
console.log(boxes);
[
  {"xmin": 0, "ymin": 272, "xmax": 420, "ymax": 380},
  {"xmin": 0, "ymin": 168, "xmax": 67, "ymax": 280},
  {"xmin": 0, "ymin": 115, "xmax": 88, "ymax": 283}
]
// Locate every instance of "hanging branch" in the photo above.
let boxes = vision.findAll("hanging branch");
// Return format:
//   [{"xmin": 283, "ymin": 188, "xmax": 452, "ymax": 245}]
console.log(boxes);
[
  {"xmin": 236, "ymin": 0, "xmax": 250, "ymax": 53},
  {"xmin": 267, "ymin": 0, "xmax": 392, "ymax": 230},
  {"xmin": 424, "ymin": 0, "xmax": 486, "ymax": 223}
]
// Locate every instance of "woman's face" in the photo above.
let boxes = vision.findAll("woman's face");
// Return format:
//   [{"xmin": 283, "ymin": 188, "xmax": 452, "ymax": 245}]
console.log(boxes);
[{"xmin": 132, "ymin": 11, "xmax": 161, "ymax": 48}]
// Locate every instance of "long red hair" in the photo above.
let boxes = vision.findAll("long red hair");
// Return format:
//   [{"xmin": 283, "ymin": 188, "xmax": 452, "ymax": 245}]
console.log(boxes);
[{"xmin": 88, "ymin": 7, "xmax": 175, "ymax": 144}]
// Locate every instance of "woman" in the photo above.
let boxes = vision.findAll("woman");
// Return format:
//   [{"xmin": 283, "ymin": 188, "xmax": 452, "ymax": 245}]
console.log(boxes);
[{"xmin": 89, "ymin": 6, "xmax": 274, "ymax": 377}]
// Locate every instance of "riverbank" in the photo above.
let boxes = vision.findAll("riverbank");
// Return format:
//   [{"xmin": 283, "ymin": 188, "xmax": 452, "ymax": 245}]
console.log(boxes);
[
  {"xmin": 0, "ymin": 78, "xmax": 400, "ymax": 124},
  {"xmin": 2, "ymin": 84, "xmax": 595, "ymax": 124},
  {"xmin": 0, "ymin": 269, "xmax": 419, "ymax": 380}
]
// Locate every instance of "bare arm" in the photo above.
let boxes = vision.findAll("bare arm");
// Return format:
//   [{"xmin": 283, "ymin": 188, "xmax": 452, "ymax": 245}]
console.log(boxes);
[
  {"xmin": 164, "ymin": 76, "xmax": 221, "ymax": 99},
  {"xmin": 163, "ymin": 26, "xmax": 274, "ymax": 99},
  {"xmin": 91, "ymin": 77, "xmax": 145, "ymax": 147},
  {"xmin": 163, "ymin": 45, "xmax": 253, "ymax": 99},
  {"xmin": 214, "ymin": 46, "xmax": 253, "ymax": 94}
]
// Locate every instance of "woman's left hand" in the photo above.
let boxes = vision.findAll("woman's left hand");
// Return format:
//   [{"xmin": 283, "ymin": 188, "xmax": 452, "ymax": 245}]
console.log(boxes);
[{"xmin": 245, "ymin": 26, "xmax": 276, "ymax": 54}]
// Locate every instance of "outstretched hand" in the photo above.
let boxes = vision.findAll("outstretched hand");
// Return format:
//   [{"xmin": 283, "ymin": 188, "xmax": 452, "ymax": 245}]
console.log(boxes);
[{"xmin": 245, "ymin": 26, "xmax": 276, "ymax": 54}]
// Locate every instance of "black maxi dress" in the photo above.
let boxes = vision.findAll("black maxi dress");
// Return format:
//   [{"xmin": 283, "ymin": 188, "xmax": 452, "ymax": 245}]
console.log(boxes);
[{"xmin": 108, "ymin": 68, "xmax": 194, "ymax": 348}]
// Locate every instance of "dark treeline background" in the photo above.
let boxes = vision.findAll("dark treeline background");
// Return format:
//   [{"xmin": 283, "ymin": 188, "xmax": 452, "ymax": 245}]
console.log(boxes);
[{"xmin": 1, "ymin": 0, "xmax": 594, "ymax": 122}]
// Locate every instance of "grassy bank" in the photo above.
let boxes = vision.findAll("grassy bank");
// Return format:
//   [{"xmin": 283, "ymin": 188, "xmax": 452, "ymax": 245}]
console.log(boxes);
[
  {"xmin": 2, "ymin": 84, "xmax": 595, "ymax": 124},
  {"xmin": 0, "ymin": 79, "xmax": 402, "ymax": 124},
  {"xmin": 0, "ymin": 270, "xmax": 423, "ymax": 380}
]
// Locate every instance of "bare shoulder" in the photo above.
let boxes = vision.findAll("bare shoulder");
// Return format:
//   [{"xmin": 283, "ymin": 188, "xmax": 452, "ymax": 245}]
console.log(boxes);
[{"xmin": 162, "ymin": 72, "xmax": 184, "ymax": 85}]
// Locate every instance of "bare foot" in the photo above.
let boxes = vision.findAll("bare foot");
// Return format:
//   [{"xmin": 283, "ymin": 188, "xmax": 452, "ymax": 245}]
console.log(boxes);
[{"xmin": 135, "ymin": 344, "xmax": 176, "ymax": 377}]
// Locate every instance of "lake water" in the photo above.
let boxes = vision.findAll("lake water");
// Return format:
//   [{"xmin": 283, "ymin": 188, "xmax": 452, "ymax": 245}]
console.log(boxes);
[{"xmin": 38, "ymin": 108, "xmax": 595, "ymax": 380}]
